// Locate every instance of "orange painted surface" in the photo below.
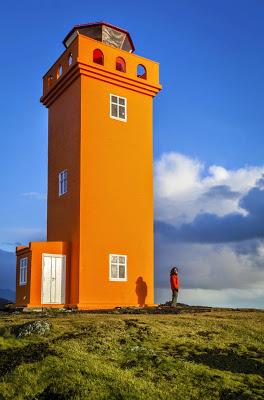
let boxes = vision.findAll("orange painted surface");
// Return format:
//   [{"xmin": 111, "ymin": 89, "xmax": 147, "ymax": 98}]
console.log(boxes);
[
  {"xmin": 79, "ymin": 69, "xmax": 155, "ymax": 308},
  {"xmin": 16, "ymin": 25, "xmax": 161, "ymax": 309},
  {"xmin": 46, "ymin": 78, "xmax": 81, "ymax": 306},
  {"xmin": 16, "ymin": 242, "xmax": 69, "ymax": 307},
  {"xmin": 16, "ymin": 247, "xmax": 31, "ymax": 306}
]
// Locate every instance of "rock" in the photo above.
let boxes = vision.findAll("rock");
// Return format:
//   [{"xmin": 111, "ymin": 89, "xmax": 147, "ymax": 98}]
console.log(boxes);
[
  {"xmin": 13, "ymin": 320, "xmax": 52, "ymax": 338},
  {"xmin": 158, "ymin": 302, "xmax": 190, "ymax": 307}
]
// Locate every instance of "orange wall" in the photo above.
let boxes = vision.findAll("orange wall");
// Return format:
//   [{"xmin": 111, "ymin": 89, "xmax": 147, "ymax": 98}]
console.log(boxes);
[
  {"xmin": 46, "ymin": 79, "xmax": 81, "ymax": 305},
  {"xmin": 16, "ymin": 248, "xmax": 31, "ymax": 306},
  {"xmin": 78, "ymin": 42, "xmax": 156, "ymax": 307},
  {"xmin": 42, "ymin": 33, "xmax": 161, "ymax": 308},
  {"xmin": 79, "ymin": 76, "xmax": 154, "ymax": 307}
]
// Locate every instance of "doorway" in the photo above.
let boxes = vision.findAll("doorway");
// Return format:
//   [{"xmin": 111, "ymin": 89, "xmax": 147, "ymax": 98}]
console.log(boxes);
[{"xmin": 42, "ymin": 254, "xmax": 66, "ymax": 304}]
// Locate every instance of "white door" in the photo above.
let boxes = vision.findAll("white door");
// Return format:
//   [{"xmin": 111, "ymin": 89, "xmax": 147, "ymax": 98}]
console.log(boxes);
[{"xmin": 42, "ymin": 254, "xmax": 66, "ymax": 304}]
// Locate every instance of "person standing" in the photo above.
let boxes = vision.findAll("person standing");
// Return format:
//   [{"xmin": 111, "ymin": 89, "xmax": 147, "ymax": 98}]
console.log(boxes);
[{"xmin": 170, "ymin": 267, "xmax": 179, "ymax": 307}]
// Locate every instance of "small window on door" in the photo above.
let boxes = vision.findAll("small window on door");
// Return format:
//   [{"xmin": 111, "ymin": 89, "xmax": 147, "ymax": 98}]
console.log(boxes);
[
  {"xmin": 109, "ymin": 254, "xmax": 127, "ymax": 281},
  {"xmin": 110, "ymin": 94, "xmax": 127, "ymax": 122},
  {"xmin": 59, "ymin": 170, "xmax": 68, "ymax": 196},
  {"xmin": 19, "ymin": 257, "xmax": 28, "ymax": 285}
]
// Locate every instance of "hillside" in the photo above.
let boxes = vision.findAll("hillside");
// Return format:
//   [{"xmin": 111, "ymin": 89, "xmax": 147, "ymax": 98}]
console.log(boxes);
[
  {"xmin": 0, "ymin": 290, "xmax": 15, "ymax": 302},
  {"xmin": 0, "ymin": 298, "xmax": 13, "ymax": 310},
  {"xmin": 0, "ymin": 308, "xmax": 263, "ymax": 400}
]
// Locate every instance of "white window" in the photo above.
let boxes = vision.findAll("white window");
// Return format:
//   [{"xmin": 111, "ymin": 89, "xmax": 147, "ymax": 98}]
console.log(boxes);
[
  {"xmin": 110, "ymin": 94, "xmax": 127, "ymax": 121},
  {"xmin": 59, "ymin": 170, "xmax": 68, "ymax": 196},
  {"xmin": 109, "ymin": 254, "xmax": 127, "ymax": 281},
  {"xmin": 19, "ymin": 257, "xmax": 28, "ymax": 286}
]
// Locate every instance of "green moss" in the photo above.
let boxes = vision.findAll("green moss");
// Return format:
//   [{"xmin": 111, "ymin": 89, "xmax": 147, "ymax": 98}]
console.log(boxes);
[{"xmin": 0, "ymin": 310, "xmax": 263, "ymax": 399}]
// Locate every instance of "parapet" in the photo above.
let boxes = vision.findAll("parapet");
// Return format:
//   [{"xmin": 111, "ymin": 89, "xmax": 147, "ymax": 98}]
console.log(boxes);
[{"xmin": 41, "ymin": 30, "xmax": 161, "ymax": 106}]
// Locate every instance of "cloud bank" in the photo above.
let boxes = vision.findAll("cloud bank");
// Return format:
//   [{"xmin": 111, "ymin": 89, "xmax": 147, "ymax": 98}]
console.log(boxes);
[{"xmin": 154, "ymin": 152, "xmax": 264, "ymax": 307}]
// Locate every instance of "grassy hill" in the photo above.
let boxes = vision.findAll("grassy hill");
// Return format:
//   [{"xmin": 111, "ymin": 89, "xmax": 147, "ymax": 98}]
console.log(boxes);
[{"xmin": 0, "ymin": 307, "xmax": 263, "ymax": 399}]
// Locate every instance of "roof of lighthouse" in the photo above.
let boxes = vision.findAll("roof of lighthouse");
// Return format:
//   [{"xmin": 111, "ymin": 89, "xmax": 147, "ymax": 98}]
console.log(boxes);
[{"xmin": 63, "ymin": 22, "xmax": 135, "ymax": 53}]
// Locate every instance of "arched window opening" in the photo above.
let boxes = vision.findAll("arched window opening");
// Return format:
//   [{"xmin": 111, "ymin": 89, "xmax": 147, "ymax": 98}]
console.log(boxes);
[
  {"xmin": 48, "ymin": 75, "xmax": 53, "ymax": 88},
  {"xmin": 57, "ymin": 65, "xmax": 63, "ymax": 79},
  {"xmin": 116, "ymin": 57, "xmax": 126, "ymax": 73},
  {"xmin": 68, "ymin": 53, "xmax": 73, "ymax": 66},
  {"xmin": 137, "ymin": 64, "xmax": 147, "ymax": 79},
  {"xmin": 93, "ymin": 49, "xmax": 104, "ymax": 65}
]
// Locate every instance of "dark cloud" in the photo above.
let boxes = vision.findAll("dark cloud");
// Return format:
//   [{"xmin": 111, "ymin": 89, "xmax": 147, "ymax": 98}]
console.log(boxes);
[
  {"xmin": 0, "ymin": 249, "xmax": 15, "ymax": 290},
  {"xmin": 231, "ymin": 239, "xmax": 261, "ymax": 256},
  {"xmin": 155, "ymin": 186, "xmax": 264, "ymax": 244},
  {"xmin": 201, "ymin": 185, "xmax": 240, "ymax": 200}
]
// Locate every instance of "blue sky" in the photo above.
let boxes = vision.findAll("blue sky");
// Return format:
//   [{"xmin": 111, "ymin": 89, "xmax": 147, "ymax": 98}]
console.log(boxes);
[{"xmin": 0, "ymin": 1, "xmax": 264, "ymax": 307}]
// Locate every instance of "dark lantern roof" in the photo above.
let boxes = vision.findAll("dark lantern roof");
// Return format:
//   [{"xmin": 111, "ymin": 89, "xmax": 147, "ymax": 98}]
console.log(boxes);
[{"xmin": 63, "ymin": 21, "xmax": 135, "ymax": 53}]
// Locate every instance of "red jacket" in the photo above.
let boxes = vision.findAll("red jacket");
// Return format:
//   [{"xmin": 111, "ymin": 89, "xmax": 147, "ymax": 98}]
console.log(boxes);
[{"xmin": 170, "ymin": 274, "xmax": 179, "ymax": 289}]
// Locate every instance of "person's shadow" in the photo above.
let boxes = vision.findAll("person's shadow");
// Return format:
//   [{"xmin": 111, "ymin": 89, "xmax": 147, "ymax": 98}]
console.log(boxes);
[{"xmin": 135, "ymin": 277, "xmax": 148, "ymax": 306}]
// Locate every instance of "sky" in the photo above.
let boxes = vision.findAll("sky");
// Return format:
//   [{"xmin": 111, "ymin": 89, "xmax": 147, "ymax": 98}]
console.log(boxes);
[{"xmin": 0, "ymin": 0, "xmax": 264, "ymax": 308}]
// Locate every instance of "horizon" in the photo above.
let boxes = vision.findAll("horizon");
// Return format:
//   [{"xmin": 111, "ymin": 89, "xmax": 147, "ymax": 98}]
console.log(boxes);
[{"xmin": 0, "ymin": 0, "xmax": 263, "ymax": 309}]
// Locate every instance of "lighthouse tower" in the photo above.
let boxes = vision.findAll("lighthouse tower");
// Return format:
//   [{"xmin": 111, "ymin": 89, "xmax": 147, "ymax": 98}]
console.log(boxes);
[{"xmin": 15, "ymin": 22, "xmax": 161, "ymax": 309}]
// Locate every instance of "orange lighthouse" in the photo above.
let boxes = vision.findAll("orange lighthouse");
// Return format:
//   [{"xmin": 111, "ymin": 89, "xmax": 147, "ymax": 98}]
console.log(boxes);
[{"xmin": 15, "ymin": 22, "xmax": 161, "ymax": 309}]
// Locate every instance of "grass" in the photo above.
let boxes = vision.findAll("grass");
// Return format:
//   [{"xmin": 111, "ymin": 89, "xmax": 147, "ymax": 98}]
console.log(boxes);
[{"xmin": 0, "ymin": 308, "xmax": 263, "ymax": 399}]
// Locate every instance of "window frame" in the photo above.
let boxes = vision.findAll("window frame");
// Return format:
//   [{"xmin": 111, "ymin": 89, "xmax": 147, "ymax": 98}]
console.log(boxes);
[
  {"xmin": 19, "ymin": 257, "xmax": 28, "ymax": 286},
  {"xmin": 59, "ymin": 169, "xmax": 68, "ymax": 197},
  {"xmin": 110, "ymin": 94, "xmax": 127, "ymax": 122},
  {"xmin": 109, "ymin": 254, "xmax": 127, "ymax": 282}
]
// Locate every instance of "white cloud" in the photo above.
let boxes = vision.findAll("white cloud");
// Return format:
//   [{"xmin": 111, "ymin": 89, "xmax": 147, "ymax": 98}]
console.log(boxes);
[{"xmin": 155, "ymin": 152, "xmax": 264, "ymax": 224}]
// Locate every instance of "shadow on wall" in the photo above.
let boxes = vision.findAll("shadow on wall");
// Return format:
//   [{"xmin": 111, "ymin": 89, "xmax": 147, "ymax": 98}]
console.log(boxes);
[{"xmin": 135, "ymin": 277, "xmax": 147, "ymax": 306}]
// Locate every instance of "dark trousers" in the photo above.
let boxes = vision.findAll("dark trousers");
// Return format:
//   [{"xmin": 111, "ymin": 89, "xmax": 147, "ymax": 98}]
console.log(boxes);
[{"xmin": 171, "ymin": 289, "xmax": 178, "ymax": 307}]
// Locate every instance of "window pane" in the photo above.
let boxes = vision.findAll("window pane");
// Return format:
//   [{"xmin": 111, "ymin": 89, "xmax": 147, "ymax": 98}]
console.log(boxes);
[
  {"xmin": 111, "ymin": 264, "xmax": 118, "ymax": 278},
  {"xmin": 20, "ymin": 263, "xmax": 27, "ymax": 285},
  {"xmin": 111, "ymin": 255, "xmax": 118, "ymax": 263},
  {"xmin": 119, "ymin": 106, "xmax": 126, "ymax": 119},
  {"xmin": 111, "ymin": 104, "xmax": 118, "ymax": 117},
  {"xmin": 119, "ymin": 256, "xmax": 125, "ymax": 263},
  {"xmin": 111, "ymin": 96, "xmax": 118, "ymax": 104},
  {"xmin": 64, "ymin": 175, "xmax": 67, "ymax": 193},
  {"xmin": 119, "ymin": 98, "xmax": 125, "ymax": 106},
  {"xmin": 119, "ymin": 264, "xmax": 125, "ymax": 279}
]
